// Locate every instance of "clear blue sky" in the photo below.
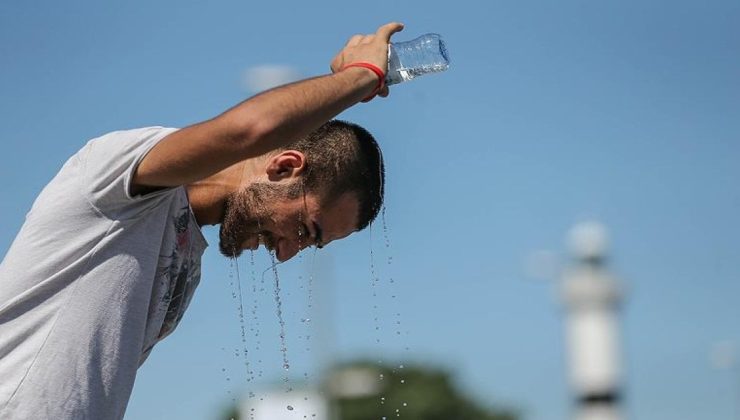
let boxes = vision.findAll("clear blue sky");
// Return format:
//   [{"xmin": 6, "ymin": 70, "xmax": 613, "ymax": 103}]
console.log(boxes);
[{"xmin": 1, "ymin": 1, "xmax": 739, "ymax": 419}]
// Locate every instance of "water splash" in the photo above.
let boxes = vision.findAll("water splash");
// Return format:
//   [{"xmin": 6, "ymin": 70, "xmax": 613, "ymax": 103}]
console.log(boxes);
[
  {"xmin": 269, "ymin": 252, "xmax": 292, "ymax": 389},
  {"xmin": 231, "ymin": 254, "xmax": 252, "ymax": 381}
]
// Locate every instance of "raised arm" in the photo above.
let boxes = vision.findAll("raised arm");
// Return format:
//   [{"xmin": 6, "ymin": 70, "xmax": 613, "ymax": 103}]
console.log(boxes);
[{"xmin": 132, "ymin": 22, "xmax": 403, "ymax": 193}]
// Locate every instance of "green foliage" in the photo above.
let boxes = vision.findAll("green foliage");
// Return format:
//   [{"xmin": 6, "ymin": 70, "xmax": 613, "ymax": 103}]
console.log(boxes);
[
  {"xmin": 219, "ymin": 362, "xmax": 519, "ymax": 420},
  {"xmin": 334, "ymin": 362, "xmax": 518, "ymax": 420},
  {"xmin": 220, "ymin": 404, "xmax": 240, "ymax": 420}
]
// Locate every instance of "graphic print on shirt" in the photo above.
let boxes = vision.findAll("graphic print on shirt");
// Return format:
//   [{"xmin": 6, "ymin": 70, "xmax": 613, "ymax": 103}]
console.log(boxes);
[{"xmin": 157, "ymin": 205, "xmax": 202, "ymax": 341}]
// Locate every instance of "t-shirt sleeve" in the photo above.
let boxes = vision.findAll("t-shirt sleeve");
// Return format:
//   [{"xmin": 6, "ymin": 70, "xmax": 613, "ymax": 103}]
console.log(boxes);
[{"xmin": 81, "ymin": 126, "xmax": 180, "ymax": 217}]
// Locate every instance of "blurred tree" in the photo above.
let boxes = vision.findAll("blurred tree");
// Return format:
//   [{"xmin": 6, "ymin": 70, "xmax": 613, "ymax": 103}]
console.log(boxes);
[
  {"xmin": 219, "ymin": 362, "xmax": 519, "ymax": 420},
  {"xmin": 221, "ymin": 404, "xmax": 240, "ymax": 420},
  {"xmin": 334, "ymin": 361, "xmax": 518, "ymax": 420}
]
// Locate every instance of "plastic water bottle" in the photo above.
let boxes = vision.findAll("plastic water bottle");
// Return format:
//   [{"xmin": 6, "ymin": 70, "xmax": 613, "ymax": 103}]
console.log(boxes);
[{"xmin": 386, "ymin": 33, "xmax": 450, "ymax": 86}]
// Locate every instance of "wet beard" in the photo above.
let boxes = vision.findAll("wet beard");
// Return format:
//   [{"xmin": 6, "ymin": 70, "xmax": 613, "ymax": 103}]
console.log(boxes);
[
  {"xmin": 218, "ymin": 182, "xmax": 301, "ymax": 258},
  {"xmin": 219, "ymin": 184, "xmax": 271, "ymax": 258}
]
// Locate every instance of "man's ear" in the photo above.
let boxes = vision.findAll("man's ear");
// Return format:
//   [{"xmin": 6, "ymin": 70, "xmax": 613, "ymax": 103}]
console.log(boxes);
[{"xmin": 265, "ymin": 150, "xmax": 306, "ymax": 181}]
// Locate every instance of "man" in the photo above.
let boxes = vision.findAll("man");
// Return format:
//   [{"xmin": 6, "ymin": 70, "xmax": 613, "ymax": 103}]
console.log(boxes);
[{"xmin": 0, "ymin": 22, "xmax": 404, "ymax": 419}]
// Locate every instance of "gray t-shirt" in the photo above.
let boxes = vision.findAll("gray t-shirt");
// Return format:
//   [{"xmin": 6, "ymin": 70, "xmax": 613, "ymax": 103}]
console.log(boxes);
[{"xmin": 0, "ymin": 127, "xmax": 208, "ymax": 419}]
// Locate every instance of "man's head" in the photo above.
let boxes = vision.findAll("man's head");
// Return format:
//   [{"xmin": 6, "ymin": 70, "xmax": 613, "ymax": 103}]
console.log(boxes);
[{"xmin": 219, "ymin": 120, "xmax": 384, "ymax": 261}]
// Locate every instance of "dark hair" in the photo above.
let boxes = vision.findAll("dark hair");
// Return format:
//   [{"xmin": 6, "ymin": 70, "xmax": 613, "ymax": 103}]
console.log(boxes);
[{"xmin": 286, "ymin": 120, "xmax": 384, "ymax": 230}]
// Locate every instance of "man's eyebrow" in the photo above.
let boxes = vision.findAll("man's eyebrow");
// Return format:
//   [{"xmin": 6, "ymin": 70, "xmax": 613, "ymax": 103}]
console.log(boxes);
[{"xmin": 312, "ymin": 221, "xmax": 324, "ymax": 249}]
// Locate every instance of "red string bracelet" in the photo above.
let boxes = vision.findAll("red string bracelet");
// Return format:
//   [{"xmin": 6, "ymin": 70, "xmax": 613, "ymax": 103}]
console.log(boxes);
[{"xmin": 339, "ymin": 62, "xmax": 385, "ymax": 102}]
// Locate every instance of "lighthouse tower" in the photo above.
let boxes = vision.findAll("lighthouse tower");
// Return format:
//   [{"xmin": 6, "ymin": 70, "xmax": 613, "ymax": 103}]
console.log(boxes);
[{"xmin": 561, "ymin": 222, "xmax": 624, "ymax": 420}]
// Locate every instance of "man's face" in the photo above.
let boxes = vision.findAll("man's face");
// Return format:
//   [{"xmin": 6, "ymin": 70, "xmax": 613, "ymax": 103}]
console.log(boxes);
[{"xmin": 219, "ymin": 181, "xmax": 360, "ymax": 262}]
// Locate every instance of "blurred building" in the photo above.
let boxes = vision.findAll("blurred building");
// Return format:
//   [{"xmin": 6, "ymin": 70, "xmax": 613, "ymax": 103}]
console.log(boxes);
[
  {"xmin": 238, "ymin": 387, "xmax": 328, "ymax": 420},
  {"xmin": 561, "ymin": 222, "xmax": 624, "ymax": 420}
]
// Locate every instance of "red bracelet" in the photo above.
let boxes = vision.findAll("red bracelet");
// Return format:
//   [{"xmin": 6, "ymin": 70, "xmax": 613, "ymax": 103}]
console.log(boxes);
[{"xmin": 340, "ymin": 62, "xmax": 385, "ymax": 102}]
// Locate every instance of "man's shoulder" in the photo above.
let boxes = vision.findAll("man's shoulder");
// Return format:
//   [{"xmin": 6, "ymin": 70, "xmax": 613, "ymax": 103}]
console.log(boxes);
[{"xmin": 87, "ymin": 126, "xmax": 179, "ymax": 146}]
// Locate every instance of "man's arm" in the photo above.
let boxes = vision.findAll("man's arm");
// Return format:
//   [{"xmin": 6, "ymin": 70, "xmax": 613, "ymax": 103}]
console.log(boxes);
[{"xmin": 132, "ymin": 22, "xmax": 403, "ymax": 193}]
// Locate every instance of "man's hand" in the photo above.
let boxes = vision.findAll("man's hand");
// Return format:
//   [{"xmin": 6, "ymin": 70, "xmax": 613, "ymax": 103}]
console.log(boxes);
[{"xmin": 330, "ymin": 22, "xmax": 404, "ymax": 98}]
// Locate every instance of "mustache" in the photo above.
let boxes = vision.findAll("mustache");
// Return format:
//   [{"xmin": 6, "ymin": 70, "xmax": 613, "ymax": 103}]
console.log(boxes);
[{"xmin": 219, "ymin": 228, "xmax": 277, "ymax": 259}]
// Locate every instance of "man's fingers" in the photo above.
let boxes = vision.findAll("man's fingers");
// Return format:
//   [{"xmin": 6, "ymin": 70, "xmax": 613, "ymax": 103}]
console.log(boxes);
[
  {"xmin": 375, "ymin": 22, "xmax": 404, "ymax": 42},
  {"xmin": 346, "ymin": 34, "xmax": 364, "ymax": 47}
]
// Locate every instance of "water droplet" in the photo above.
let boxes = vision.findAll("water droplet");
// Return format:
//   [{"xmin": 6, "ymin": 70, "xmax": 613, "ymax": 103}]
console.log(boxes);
[
  {"xmin": 400, "ymin": 379, "xmax": 405, "ymax": 384},
  {"xmin": 270, "ymin": 253, "xmax": 292, "ymax": 392},
  {"xmin": 403, "ymin": 402, "xmax": 408, "ymax": 407}
]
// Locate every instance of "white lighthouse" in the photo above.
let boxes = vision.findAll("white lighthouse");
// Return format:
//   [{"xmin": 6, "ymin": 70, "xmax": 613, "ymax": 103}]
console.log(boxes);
[{"xmin": 561, "ymin": 222, "xmax": 624, "ymax": 420}]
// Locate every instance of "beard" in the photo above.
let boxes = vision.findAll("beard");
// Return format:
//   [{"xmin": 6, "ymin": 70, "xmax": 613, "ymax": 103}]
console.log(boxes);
[{"xmin": 218, "ymin": 181, "xmax": 301, "ymax": 258}]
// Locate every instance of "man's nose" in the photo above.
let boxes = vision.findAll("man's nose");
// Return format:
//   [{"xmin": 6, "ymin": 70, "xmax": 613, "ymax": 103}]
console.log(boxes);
[
  {"xmin": 282, "ymin": 236, "xmax": 317, "ymax": 261},
  {"xmin": 277, "ymin": 239, "xmax": 302, "ymax": 262},
  {"xmin": 280, "ymin": 247, "xmax": 299, "ymax": 262}
]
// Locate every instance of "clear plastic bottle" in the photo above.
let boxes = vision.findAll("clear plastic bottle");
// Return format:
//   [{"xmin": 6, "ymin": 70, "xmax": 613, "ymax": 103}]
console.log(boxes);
[{"xmin": 386, "ymin": 33, "xmax": 450, "ymax": 86}]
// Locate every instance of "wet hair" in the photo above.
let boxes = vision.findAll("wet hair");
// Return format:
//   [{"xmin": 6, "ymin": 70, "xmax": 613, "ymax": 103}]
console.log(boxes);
[{"xmin": 286, "ymin": 120, "xmax": 385, "ymax": 230}]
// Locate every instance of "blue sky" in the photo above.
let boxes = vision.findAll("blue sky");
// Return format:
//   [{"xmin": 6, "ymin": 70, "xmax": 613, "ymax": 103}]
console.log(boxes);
[{"xmin": 1, "ymin": 1, "xmax": 739, "ymax": 419}]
